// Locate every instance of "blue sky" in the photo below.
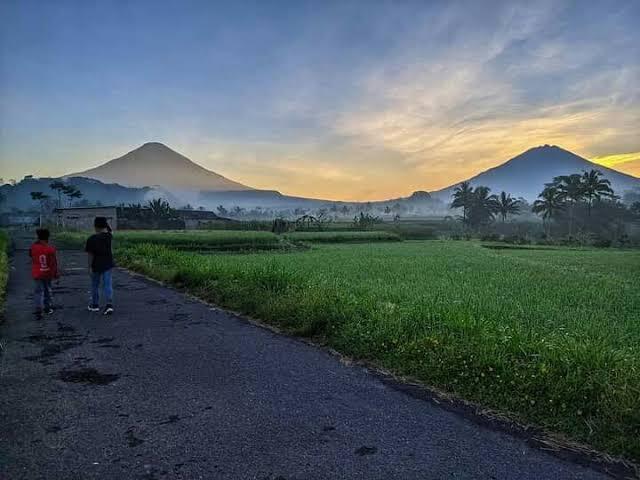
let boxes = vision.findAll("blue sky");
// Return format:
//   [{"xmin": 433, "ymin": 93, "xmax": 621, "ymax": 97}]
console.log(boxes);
[{"xmin": 1, "ymin": 0, "xmax": 639, "ymax": 200}]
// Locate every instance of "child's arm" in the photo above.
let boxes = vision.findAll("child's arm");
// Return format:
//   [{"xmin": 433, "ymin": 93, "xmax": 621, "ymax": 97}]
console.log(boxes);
[{"xmin": 87, "ymin": 252, "xmax": 94, "ymax": 274}]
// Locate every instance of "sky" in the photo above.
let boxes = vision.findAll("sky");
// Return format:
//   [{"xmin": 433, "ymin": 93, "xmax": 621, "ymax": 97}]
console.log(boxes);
[{"xmin": 1, "ymin": 0, "xmax": 639, "ymax": 201}]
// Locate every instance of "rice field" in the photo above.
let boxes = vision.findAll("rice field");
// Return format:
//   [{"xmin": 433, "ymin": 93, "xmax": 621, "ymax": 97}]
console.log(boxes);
[
  {"xmin": 117, "ymin": 240, "xmax": 640, "ymax": 461},
  {"xmin": 284, "ymin": 230, "xmax": 401, "ymax": 243},
  {"xmin": 55, "ymin": 230, "xmax": 289, "ymax": 251}
]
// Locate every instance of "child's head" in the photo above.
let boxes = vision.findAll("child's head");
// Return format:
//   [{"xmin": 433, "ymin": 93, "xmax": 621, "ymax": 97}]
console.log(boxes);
[
  {"xmin": 36, "ymin": 228, "xmax": 50, "ymax": 242},
  {"xmin": 94, "ymin": 216, "xmax": 112, "ymax": 233}
]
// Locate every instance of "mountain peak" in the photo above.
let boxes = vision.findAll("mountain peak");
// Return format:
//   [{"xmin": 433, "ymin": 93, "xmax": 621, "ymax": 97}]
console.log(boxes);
[
  {"xmin": 69, "ymin": 143, "xmax": 252, "ymax": 192},
  {"xmin": 434, "ymin": 145, "xmax": 639, "ymax": 201},
  {"xmin": 139, "ymin": 141, "xmax": 170, "ymax": 150}
]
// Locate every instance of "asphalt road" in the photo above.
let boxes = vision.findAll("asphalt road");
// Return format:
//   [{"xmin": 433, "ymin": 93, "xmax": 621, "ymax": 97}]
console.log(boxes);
[{"xmin": 0, "ymin": 242, "xmax": 619, "ymax": 479}]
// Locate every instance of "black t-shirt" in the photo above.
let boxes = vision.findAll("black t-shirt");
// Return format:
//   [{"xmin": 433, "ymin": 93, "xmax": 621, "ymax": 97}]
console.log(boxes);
[{"xmin": 85, "ymin": 232, "xmax": 114, "ymax": 273}]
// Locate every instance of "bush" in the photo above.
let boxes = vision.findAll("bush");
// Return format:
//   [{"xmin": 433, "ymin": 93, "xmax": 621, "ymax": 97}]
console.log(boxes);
[
  {"xmin": 480, "ymin": 233, "xmax": 501, "ymax": 242},
  {"xmin": 591, "ymin": 237, "xmax": 612, "ymax": 248},
  {"xmin": 503, "ymin": 234, "xmax": 531, "ymax": 245}
]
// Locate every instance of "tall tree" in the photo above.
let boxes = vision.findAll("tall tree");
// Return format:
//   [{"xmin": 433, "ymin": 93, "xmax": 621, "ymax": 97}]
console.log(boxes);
[
  {"xmin": 552, "ymin": 174, "xmax": 585, "ymax": 237},
  {"xmin": 216, "ymin": 205, "xmax": 228, "ymax": 216},
  {"xmin": 581, "ymin": 169, "xmax": 614, "ymax": 216},
  {"xmin": 466, "ymin": 186, "xmax": 499, "ymax": 228},
  {"xmin": 49, "ymin": 181, "xmax": 66, "ymax": 208},
  {"xmin": 61, "ymin": 184, "xmax": 82, "ymax": 207},
  {"xmin": 30, "ymin": 191, "xmax": 50, "ymax": 227},
  {"xmin": 495, "ymin": 191, "xmax": 521, "ymax": 222},
  {"xmin": 147, "ymin": 198, "xmax": 174, "ymax": 219},
  {"xmin": 532, "ymin": 186, "xmax": 564, "ymax": 237},
  {"xmin": 451, "ymin": 181, "xmax": 474, "ymax": 223}
]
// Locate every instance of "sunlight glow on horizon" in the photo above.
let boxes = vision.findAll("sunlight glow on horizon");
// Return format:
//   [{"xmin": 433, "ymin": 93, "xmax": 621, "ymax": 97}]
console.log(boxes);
[{"xmin": 1, "ymin": 1, "xmax": 638, "ymax": 201}]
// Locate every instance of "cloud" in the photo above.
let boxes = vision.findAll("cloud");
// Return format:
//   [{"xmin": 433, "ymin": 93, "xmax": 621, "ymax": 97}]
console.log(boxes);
[
  {"xmin": 324, "ymin": 3, "xmax": 640, "ymax": 192},
  {"xmin": 1, "ymin": 0, "xmax": 639, "ymax": 200},
  {"xmin": 592, "ymin": 152, "xmax": 640, "ymax": 177}
]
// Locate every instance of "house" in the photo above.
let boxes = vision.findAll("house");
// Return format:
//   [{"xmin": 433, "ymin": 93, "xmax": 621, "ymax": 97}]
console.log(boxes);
[
  {"xmin": 54, "ymin": 206, "xmax": 118, "ymax": 230},
  {"xmin": 175, "ymin": 209, "xmax": 230, "ymax": 229}
]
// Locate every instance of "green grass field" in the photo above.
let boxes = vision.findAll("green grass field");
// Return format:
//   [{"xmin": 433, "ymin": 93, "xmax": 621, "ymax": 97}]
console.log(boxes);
[
  {"xmin": 55, "ymin": 230, "xmax": 289, "ymax": 251},
  {"xmin": 285, "ymin": 230, "xmax": 401, "ymax": 243},
  {"xmin": 117, "ymin": 240, "xmax": 640, "ymax": 461},
  {"xmin": 55, "ymin": 229, "xmax": 403, "ymax": 250},
  {"xmin": 0, "ymin": 230, "xmax": 9, "ymax": 312}
]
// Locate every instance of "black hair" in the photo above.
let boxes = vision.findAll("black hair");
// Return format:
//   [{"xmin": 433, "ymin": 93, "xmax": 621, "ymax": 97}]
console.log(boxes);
[
  {"xmin": 36, "ymin": 228, "xmax": 50, "ymax": 241},
  {"xmin": 94, "ymin": 216, "xmax": 112, "ymax": 232}
]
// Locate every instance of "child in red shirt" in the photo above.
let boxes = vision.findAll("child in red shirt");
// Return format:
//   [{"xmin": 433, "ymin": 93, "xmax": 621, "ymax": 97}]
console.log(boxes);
[{"xmin": 29, "ymin": 228, "xmax": 59, "ymax": 315}]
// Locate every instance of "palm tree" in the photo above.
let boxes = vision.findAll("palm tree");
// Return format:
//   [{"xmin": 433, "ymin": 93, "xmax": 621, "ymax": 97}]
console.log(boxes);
[
  {"xmin": 451, "ymin": 181, "xmax": 474, "ymax": 223},
  {"xmin": 552, "ymin": 174, "xmax": 584, "ymax": 238},
  {"xmin": 581, "ymin": 169, "xmax": 614, "ymax": 216},
  {"xmin": 232, "ymin": 206, "xmax": 245, "ymax": 217},
  {"xmin": 532, "ymin": 186, "xmax": 564, "ymax": 237},
  {"xmin": 147, "ymin": 198, "xmax": 174, "ymax": 219},
  {"xmin": 466, "ymin": 186, "xmax": 499, "ymax": 227},
  {"xmin": 495, "ymin": 191, "xmax": 521, "ymax": 222}
]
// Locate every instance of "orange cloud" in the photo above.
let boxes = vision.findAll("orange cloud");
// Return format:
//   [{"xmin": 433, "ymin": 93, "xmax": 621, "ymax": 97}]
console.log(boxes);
[{"xmin": 591, "ymin": 152, "xmax": 640, "ymax": 177}]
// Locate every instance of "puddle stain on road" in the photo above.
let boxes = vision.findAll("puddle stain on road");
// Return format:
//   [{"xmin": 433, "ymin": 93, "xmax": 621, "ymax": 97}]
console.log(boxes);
[
  {"xmin": 22, "ymin": 332, "xmax": 86, "ymax": 365},
  {"xmin": 57, "ymin": 368, "xmax": 120, "ymax": 385}
]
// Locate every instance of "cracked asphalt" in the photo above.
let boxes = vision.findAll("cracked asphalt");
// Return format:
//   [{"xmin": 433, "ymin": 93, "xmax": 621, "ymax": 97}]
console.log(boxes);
[{"xmin": 0, "ymin": 240, "xmax": 619, "ymax": 479}]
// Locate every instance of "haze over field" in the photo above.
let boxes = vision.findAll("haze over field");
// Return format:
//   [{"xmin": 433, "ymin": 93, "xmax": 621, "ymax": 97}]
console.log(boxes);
[{"xmin": 1, "ymin": 1, "xmax": 639, "ymax": 200}]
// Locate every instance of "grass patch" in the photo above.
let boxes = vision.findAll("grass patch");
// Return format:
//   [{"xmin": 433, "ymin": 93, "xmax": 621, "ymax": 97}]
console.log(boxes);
[
  {"xmin": 55, "ymin": 230, "xmax": 292, "ymax": 252},
  {"xmin": 117, "ymin": 240, "xmax": 640, "ymax": 462},
  {"xmin": 0, "ymin": 231, "xmax": 8, "ymax": 306},
  {"xmin": 0, "ymin": 230, "xmax": 8, "ymax": 312},
  {"xmin": 285, "ymin": 231, "xmax": 401, "ymax": 243}
]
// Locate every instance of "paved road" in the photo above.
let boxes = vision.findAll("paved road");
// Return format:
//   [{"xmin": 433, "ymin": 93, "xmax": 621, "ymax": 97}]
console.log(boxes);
[{"xmin": 0, "ymin": 244, "xmax": 619, "ymax": 479}]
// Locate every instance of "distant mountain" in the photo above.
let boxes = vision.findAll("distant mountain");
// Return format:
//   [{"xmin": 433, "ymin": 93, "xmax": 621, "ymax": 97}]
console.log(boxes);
[
  {"xmin": 0, "ymin": 176, "xmax": 159, "ymax": 211},
  {"xmin": 9, "ymin": 142, "xmax": 636, "ymax": 216},
  {"xmin": 70, "ymin": 142, "xmax": 252, "ymax": 192},
  {"xmin": 433, "ymin": 145, "xmax": 640, "ymax": 202}
]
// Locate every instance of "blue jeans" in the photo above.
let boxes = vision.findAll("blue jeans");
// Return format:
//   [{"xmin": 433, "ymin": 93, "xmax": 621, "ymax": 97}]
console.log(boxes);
[
  {"xmin": 91, "ymin": 269, "xmax": 113, "ymax": 306},
  {"xmin": 34, "ymin": 279, "xmax": 53, "ymax": 310}
]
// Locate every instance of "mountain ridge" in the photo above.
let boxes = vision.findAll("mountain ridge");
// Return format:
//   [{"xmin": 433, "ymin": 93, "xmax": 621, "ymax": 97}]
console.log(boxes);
[
  {"xmin": 62, "ymin": 142, "xmax": 640, "ymax": 206},
  {"xmin": 70, "ymin": 142, "xmax": 252, "ymax": 192},
  {"xmin": 433, "ymin": 145, "xmax": 640, "ymax": 201}
]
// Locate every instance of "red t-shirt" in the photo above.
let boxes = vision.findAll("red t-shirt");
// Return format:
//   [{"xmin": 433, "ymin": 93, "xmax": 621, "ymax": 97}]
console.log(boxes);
[{"xmin": 30, "ymin": 242, "xmax": 59, "ymax": 280}]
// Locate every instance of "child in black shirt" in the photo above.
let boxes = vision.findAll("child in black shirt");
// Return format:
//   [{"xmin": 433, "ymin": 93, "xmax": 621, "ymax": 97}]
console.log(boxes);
[{"xmin": 85, "ymin": 217, "xmax": 114, "ymax": 315}]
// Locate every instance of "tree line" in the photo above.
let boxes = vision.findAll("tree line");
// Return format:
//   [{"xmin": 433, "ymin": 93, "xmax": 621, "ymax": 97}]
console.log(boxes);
[
  {"xmin": 451, "ymin": 169, "xmax": 640, "ymax": 242},
  {"xmin": 30, "ymin": 182, "xmax": 84, "ymax": 209}
]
